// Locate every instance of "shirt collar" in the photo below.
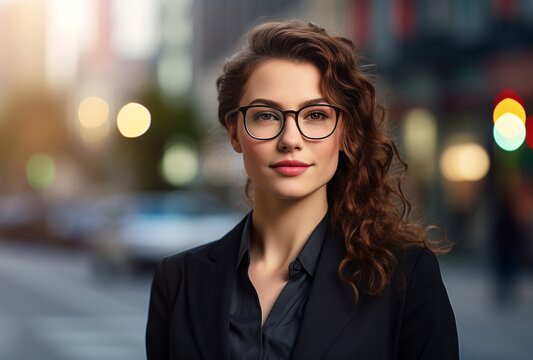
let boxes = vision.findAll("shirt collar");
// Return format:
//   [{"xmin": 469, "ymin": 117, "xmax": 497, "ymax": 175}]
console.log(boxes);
[{"xmin": 235, "ymin": 210, "xmax": 329, "ymax": 277}]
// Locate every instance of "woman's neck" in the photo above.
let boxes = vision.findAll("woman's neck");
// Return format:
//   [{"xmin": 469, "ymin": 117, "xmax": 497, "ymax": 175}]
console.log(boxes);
[{"xmin": 249, "ymin": 186, "xmax": 328, "ymax": 273}]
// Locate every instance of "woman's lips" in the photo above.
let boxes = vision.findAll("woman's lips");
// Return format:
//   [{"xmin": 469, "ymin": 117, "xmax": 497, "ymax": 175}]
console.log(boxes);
[{"xmin": 270, "ymin": 160, "xmax": 311, "ymax": 176}]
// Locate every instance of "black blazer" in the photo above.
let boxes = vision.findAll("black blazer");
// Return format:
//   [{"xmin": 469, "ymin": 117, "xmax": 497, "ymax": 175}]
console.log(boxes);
[{"xmin": 146, "ymin": 214, "xmax": 459, "ymax": 359}]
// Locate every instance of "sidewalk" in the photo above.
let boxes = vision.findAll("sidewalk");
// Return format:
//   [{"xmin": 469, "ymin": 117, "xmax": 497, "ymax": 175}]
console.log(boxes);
[{"xmin": 440, "ymin": 260, "xmax": 533, "ymax": 360}]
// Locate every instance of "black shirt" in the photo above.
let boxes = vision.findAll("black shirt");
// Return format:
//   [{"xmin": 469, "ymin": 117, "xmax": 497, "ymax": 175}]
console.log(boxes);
[{"xmin": 228, "ymin": 211, "xmax": 329, "ymax": 360}]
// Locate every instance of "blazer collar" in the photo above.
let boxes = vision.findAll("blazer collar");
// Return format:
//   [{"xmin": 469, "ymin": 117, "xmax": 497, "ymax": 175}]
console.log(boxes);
[
  {"xmin": 291, "ymin": 226, "xmax": 360, "ymax": 359},
  {"xmin": 184, "ymin": 212, "xmax": 358, "ymax": 360}
]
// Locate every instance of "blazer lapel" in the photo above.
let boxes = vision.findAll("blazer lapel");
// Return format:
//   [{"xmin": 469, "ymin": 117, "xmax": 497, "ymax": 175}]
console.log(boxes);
[
  {"xmin": 184, "ymin": 214, "xmax": 247, "ymax": 360},
  {"xmin": 291, "ymin": 228, "xmax": 360, "ymax": 360}
]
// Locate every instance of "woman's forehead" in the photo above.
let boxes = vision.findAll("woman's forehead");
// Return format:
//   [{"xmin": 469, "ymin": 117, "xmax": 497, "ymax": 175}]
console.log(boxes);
[{"xmin": 240, "ymin": 59, "xmax": 324, "ymax": 107}]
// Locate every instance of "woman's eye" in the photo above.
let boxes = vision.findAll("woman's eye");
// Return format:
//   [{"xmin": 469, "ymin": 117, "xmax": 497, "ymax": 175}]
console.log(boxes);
[
  {"xmin": 307, "ymin": 112, "xmax": 327, "ymax": 120},
  {"xmin": 255, "ymin": 112, "xmax": 279, "ymax": 121}
]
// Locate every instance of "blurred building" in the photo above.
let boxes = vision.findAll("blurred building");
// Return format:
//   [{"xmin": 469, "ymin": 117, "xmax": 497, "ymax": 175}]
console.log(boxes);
[
  {"xmin": 345, "ymin": 0, "xmax": 533, "ymax": 259},
  {"xmin": 1, "ymin": 0, "xmax": 532, "ymax": 259}
]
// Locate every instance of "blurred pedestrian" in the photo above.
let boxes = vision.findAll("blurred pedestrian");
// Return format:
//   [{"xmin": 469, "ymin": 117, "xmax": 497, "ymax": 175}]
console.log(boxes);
[
  {"xmin": 492, "ymin": 176, "xmax": 532, "ymax": 308},
  {"xmin": 146, "ymin": 20, "xmax": 458, "ymax": 359},
  {"xmin": 493, "ymin": 195, "xmax": 521, "ymax": 306}
]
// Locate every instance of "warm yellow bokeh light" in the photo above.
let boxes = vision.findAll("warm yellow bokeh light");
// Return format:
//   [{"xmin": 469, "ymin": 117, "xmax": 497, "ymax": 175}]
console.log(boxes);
[
  {"xmin": 440, "ymin": 143, "xmax": 490, "ymax": 182},
  {"xmin": 78, "ymin": 96, "xmax": 110, "ymax": 128},
  {"xmin": 493, "ymin": 98, "xmax": 526, "ymax": 123},
  {"xmin": 402, "ymin": 108, "xmax": 437, "ymax": 162},
  {"xmin": 117, "ymin": 102, "xmax": 151, "ymax": 138},
  {"xmin": 494, "ymin": 112, "xmax": 525, "ymax": 138},
  {"xmin": 80, "ymin": 120, "xmax": 111, "ymax": 145}
]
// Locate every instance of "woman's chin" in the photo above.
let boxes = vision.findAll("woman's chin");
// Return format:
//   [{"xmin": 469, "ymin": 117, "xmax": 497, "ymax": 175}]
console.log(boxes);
[{"xmin": 256, "ymin": 184, "xmax": 327, "ymax": 202}]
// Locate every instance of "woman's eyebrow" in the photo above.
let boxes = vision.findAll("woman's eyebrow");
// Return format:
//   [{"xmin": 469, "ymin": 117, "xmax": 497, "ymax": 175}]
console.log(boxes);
[
  {"xmin": 299, "ymin": 98, "xmax": 329, "ymax": 107},
  {"xmin": 247, "ymin": 98, "xmax": 328, "ymax": 108}
]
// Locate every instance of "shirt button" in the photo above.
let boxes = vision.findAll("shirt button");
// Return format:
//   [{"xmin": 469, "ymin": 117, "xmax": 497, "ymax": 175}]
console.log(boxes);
[{"xmin": 292, "ymin": 261, "xmax": 302, "ymax": 272}]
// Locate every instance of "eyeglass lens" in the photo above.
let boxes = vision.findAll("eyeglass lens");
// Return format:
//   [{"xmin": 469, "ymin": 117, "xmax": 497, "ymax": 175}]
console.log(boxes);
[{"xmin": 244, "ymin": 105, "xmax": 337, "ymax": 139}]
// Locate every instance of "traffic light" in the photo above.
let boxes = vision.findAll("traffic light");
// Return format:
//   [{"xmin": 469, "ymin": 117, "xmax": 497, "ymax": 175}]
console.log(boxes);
[{"xmin": 493, "ymin": 89, "xmax": 530, "ymax": 151}]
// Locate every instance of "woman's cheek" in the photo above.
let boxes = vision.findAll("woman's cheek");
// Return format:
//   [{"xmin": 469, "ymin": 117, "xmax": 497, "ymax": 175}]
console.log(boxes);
[{"xmin": 241, "ymin": 145, "xmax": 266, "ymax": 179}]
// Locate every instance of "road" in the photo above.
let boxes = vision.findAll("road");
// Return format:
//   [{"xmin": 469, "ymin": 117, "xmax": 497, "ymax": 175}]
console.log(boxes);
[
  {"xmin": 0, "ymin": 241, "xmax": 532, "ymax": 359},
  {"xmin": 0, "ymin": 241, "xmax": 150, "ymax": 360},
  {"xmin": 442, "ymin": 258, "xmax": 533, "ymax": 360}
]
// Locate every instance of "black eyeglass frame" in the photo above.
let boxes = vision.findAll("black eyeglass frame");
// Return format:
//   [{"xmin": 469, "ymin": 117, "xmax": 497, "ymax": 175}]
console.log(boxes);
[{"xmin": 228, "ymin": 103, "xmax": 342, "ymax": 140}]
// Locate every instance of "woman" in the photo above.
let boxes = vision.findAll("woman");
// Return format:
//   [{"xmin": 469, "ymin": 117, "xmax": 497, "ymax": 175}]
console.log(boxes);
[{"xmin": 146, "ymin": 20, "xmax": 458, "ymax": 359}]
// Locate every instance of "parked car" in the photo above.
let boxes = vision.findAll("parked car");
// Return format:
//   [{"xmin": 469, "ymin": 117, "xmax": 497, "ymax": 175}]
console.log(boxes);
[
  {"xmin": 0, "ymin": 195, "xmax": 107, "ymax": 247},
  {"xmin": 90, "ymin": 191, "xmax": 245, "ymax": 277},
  {"xmin": 0, "ymin": 195, "xmax": 46, "ymax": 243}
]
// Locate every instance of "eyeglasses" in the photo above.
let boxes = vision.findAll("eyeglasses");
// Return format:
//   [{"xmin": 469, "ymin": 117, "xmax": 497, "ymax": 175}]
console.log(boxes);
[{"xmin": 228, "ymin": 103, "xmax": 341, "ymax": 140}]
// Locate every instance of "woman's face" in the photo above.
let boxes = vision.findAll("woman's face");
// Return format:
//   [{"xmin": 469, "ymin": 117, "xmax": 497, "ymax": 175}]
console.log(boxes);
[{"xmin": 227, "ymin": 58, "xmax": 343, "ymax": 201}]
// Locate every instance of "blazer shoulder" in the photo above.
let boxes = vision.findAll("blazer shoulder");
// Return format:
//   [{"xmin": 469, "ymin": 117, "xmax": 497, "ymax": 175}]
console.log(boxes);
[
  {"xmin": 394, "ymin": 246, "xmax": 455, "ymax": 323},
  {"xmin": 159, "ymin": 211, "xmax": 249, "ymax": 272},
  {"xmin": 159, "ymin": 236, "xmax": 224, "ymax": 271},
  {"xmin": 396, "ymin": 246, "xmax": 439, "ymax": 274},
  {"xmin": 150, "ymin": 236, "xmax": 234, "ymax": 307},
  {"xmin": 391, "ymin": 246, "xmax": 444, "ymax": 291}
]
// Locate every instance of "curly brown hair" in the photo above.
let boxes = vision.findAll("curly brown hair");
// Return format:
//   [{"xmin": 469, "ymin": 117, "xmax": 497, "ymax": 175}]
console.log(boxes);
[{"xmin": 216, "ymin": 20, "xmax": 450, "ymax": 303}]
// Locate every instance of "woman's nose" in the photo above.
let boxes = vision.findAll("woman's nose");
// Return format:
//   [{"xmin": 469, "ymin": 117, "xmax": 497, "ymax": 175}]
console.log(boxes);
[{"xmin": 277, "ymin": 114, "xmax": 303, "ymax": 152}]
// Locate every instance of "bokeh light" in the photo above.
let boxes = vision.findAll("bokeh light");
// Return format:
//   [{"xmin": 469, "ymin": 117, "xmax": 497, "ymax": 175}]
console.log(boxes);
[
  {"xmin": 493, "ymin": 112, "xmax": 526, "ymax": 151},
  {"xmin": 26, "ymin": 153, "xmax": 56, "ymax": 190},
  {"xmin": 402, "ymin": 108, "xmax": 437, "ymax": 178},
  {"xmin": 493, "ymin": 98, "xmax": 526, "ymax": 123},
  {"xmin": 440, "ymin": 143, "xmax": 490, "ymax": 182},
  {"xmin": 493, "ymin": 121, "xmax": 526, "ymax": 151},
  {"xmin": 116, "ymin": 102, "xmax": 151, "ymax": 138},
  {"xmin": 78, "ymin": 96, "xmax": 110, "ymax": 128},
  {"xmin": 526, "ymin": 115, "xmax": 533, "ymax": 150},
  {"xmin": 79, "ymin": 120, "xmax": 111, "ymax": 145},
  {"xmin": 494, "ymin": 112, "xmax": 526, "ymax": 138},
  {"xmin": 160, "ymin": 141, "xmax": 198, "ymax": 187},
  {"xmin": 157, "ymin": 54, "xmax": 192, "ymax": 97},
  {"xmin": 494, "ymin": 89, "xmax": 524, "ymax": 107}
]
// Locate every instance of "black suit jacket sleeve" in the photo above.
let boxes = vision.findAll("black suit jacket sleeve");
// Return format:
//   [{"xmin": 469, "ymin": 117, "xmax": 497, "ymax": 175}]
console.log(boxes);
[
  {"xmin": 146, "ymin": 259, "xmax": 171, "ymax": 360},
  {"xmin": 398, "ymin": 249, "xmax": 459, "ymax": 360}
]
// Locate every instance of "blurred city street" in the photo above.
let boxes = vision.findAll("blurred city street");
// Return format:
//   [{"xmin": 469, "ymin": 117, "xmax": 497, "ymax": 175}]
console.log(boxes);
[
  {"xmin": 442, "ymin": 259, "xmax": 533, "ymax": 360},
  {"xmin": 0, "ymin": 240, "xmax": 532, "ymax": 360},
  {"xmin": 0, "ymin": 241, "xmax": 151, "ymax": 360},
  {"xmin": 1, "ymin": 0, "xmax": 533, "ymax": 359}
]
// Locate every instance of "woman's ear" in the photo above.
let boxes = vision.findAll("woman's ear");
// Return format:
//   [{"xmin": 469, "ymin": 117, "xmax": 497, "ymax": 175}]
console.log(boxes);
[
  {"xmin": 340, "ymin": 137, "xmax": 347, "ymax": 153},
  {"xmin": 227, "ymin": 119, "xmax": 243, "ymax": 153}
]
